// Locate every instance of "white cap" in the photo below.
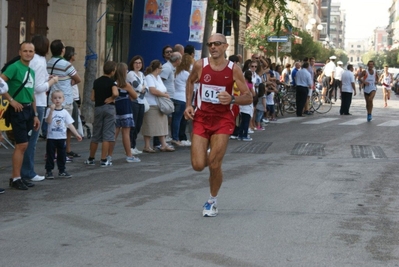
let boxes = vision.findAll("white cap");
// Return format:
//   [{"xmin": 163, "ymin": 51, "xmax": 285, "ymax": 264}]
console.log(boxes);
[
  {"xmin": 0, "ymin": 77, "xmax": 8, "ymax": 94},
  {"xmin": 337, "ymin": 61, "xmax": 343, "ymax": 65},
  {"xmin": 329, "ymin": 56, "xmax": 337, "ymax": 60}
]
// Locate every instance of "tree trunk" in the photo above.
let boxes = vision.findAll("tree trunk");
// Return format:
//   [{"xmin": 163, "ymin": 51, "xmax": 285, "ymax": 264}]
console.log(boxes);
[
  {"xmin": 81, "ymin": 0, "xmax": 101, "ymax": 123},
  {"xmin": 201, "ymin": 0, "xmax": 216, "ymax": 58},
  {"xmin": 232, "ymin": 0, "xmax": 240, "ymax": 54}
]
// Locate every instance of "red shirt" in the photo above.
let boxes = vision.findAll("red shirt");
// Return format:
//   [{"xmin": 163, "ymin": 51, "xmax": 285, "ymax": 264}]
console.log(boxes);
[{"xmin": 196, "ymin": 58, "xmax": 235, "ymax": 114}]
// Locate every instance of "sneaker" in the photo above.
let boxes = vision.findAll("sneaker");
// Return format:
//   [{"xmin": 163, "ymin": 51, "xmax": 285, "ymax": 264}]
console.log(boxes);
[
  {"xmin": 202, "ymin": 201, "xmax": 218, "ymax": 217},
  {"xmin": 256, "ymin": 126, "xmax": 265, "ymax": 131},
  {"xmin": 262, "ymin": 118, "xmax": 270, "ymax": 124},
  {"xmin": 84, "ymin": 158, "xmax": 95, "ymax": 165},
  {"xmin": 131, "ymin": 148, "xmax": 142, "ymax": 155},
  {"xmin": 30, "ymin": 175, "xmax": 45, "ymax": 182},
  {"xmin": 21, "ymin": 179, "xmax": 35, "ymax": 187},
  {"xmin": 106, "ymin": 155, "xmax": 112, "ymax": 163},
  {"xmin": 248, "ymin": 129, "xmax": 254, "ymax": 134},
  {"xmin": 367, "ymin": 114, "xmax": 372, "ymax": 122},
  {"xmin": 155, "ymin": 145, "xmax": 162, "ymax": 150},
  {"xmin": 66, "ymin": 156, "xmax": 73, "ymax": 163},
  {"xmin": 240, "ymin": 137, "xmax": 253, "ymax": 141},
  {"xmin": 126, "ymin": 156, "xmax": 141, "ymax": 163},
  {"xmin": 165, "ymin": 136, "xmax": 173, "ymax": 142},
  {"xmin": 45, "ymin": 171, "xmax": 54, "ymax": 179},
  {"xmin": 0, "ymin": 188, "xmax": 4, "ymax": 194},
  {"xmin": 229, "ymin": 135, "xmax": 238, "ymax": 140},
  {"xmin": 9, "ymin": 179, "xmax": 28, "ymax": 190},
  {"xmin": 181, "ymin": 140, "xmax": 192, "ymax": 146},
  {"xmin": 66, "ymin": 151, "xmax": 81, "ymax": 157},
  {"xmin": 58, "ymin": 171, "xmax": 72, "ymax": 178},
  {"xmin": 100, "ymin": 159, "xmax": 112, "ymax": 167}
]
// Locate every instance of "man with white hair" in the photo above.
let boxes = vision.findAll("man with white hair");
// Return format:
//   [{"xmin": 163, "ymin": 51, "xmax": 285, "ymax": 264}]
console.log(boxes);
[{"xmin": 334, "ymin": 61, "xmax": 344, "ymax": 101}]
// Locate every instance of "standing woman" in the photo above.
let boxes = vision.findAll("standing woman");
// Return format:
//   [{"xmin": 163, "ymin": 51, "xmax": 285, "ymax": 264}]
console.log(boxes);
[
  {"xmin": 171, "ymin": 53, "xmax": 193, "ymax": 146},
  {"xmin": 142, "ymin": 60, "xmax": 175, "ymax": 152},
  {"xmin": 127, "ymin": 55, "xmax": 147, "ymax": 155},
  {"xmin": 379, "ymin": 65, "xmax": 393, "ymax": 107},
  {"xmin": 109, "ymin": 63, "xmax": 140, "ymax": 163},
  {"xmin": 360, "ymin": 60, "xmax": 378, "ymax": 121},
  {"xmin": 21, "ymin": 35, "xmax": 59, "ymax": 182}
]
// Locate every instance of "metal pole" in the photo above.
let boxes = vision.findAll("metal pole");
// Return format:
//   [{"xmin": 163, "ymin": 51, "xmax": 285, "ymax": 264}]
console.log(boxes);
[{"xmin": 276, "ymin": 42, "xmax": 278, "ymax": 63}]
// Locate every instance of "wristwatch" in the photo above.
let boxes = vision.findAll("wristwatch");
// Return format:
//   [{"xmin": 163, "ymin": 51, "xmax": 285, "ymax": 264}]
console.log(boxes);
[
  {"xmin": 34, "ymin": 112, "xmax": 38, "ymax": 117},
  {"xmin": 230, "ymin": 95, "xmax": 236, "ymax": 104}
]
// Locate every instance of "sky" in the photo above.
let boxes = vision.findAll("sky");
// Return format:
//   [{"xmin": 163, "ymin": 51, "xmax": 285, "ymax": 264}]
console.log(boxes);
[{"xmin": 338, "ymin": 0, "xmax": 391, "ymax": 44}]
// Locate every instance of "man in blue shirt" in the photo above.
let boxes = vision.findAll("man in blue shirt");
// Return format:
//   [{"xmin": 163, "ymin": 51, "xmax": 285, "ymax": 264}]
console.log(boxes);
[{"xmin": 295, "ymin": 62, "xmax": 313, "ymax": 117}]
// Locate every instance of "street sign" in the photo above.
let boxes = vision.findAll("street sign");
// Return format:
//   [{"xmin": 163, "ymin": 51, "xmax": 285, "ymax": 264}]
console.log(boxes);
[
  {"xmin": 280, "ymin": 41, "xmax": 291, "ymax": 53},
  {"xmin": 267, "ymin": 36, "xmax": 289, "ymax": 42}
]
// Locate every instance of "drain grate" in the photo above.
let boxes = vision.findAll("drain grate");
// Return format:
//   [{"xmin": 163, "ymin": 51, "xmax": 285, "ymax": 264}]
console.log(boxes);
[
  {"xmin": 291, "ymin": 143, "xmax": 325, "ymax": 156},
  {"xmin": 232, "ymin": 142, "xmax": 272, "ymax": 154},
  {"xmin": 351, "ymin": 145, "xmax": 387, "ymax": 159}
]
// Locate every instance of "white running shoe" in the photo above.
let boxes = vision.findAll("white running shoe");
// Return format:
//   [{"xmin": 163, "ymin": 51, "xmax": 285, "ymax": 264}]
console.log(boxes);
[
  {"xmin": 202, "ymin": 201, "xmax": 218, "ymax": 217},
  {"xmin": 30, "ymin": 175, "xmax": 45, "ymax": 182},
  {"xmin": 182, "ymin": 140, "xmax": 191, "ymax": 146},
  {"xmin": 131, "ymin": 148, "xmax": 143, "ymax": 155},
  {"xmin": 126, "ymin": 156, "xmax": 141, "ymax": 163},
  {"xmin": 165, "ymin": 136, "xmax": 173, "ymax": 143}
]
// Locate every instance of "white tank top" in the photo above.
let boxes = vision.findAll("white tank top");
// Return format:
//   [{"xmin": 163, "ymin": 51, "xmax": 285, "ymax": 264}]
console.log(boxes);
[
  {"xmin": 364, "ymin": 69, "xmax": 377, "ymax": 94},
  {"xmin": 382, "ymin": 73, "xmax": 392, "ymax": 89}
]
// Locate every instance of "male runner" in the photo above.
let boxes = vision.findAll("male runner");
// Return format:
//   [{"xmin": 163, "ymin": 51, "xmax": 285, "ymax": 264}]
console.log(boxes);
[{"xmin": 184, "ymin": 33, "xmax": 252, "ymax": 217}]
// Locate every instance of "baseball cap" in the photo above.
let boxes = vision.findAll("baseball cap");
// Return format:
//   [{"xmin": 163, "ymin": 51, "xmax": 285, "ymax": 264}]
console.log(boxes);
[
  {"xmin": 329, "ymin": 56, "xmax": 337, "ymax": 60},
  {"xmin": 0, "ymin": 77, "xmax": 8, "ymax": 94},
  {"xmin": 337, "ymin": 61, "xmax": 343, "ymax": 65}
]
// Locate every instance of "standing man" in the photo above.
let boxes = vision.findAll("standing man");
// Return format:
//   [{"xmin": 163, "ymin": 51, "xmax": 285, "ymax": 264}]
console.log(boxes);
[
  {"xmin": 295, "ymin": 62, "xmax": 313, "ymax": 117},
  {"xmin": 340, "ymin": 64, "xmax": 356, "ymax": 115},
  {"xmin": 291, "ymin": 62, "xmax": 301, "ymax": 88},
  {"xmin": 359, "ymin": 60, "xmax": 378, "ymax": 121},
  {"xmin": 322, "ymin": 56, "xmax": 336, "ymax": 103},
  {"xmin": 184, "ymin": 33, "xmax": 252, "ymax": 217},
  {"xmin": 334, "ymin": 61, "xmax": 345, "ymax": 101},
  {"xmin": 47, "ymin": 39, "xmax": 81, "ymax": 159},
  {"xmin": 0, "ymin": 42, "xmax": 40, "ymax": 190}
]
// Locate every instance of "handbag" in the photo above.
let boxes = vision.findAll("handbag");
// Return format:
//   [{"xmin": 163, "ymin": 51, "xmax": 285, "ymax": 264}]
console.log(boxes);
[
  {"xmin": 155, "ymin": 96, "xmax": 174, "ymax": 115},
  {"xmin": 143, "ymin": 97, "xmax": 150, "ymax": 113},
  {"xmin": 2, "ymin": 68, "xmax": 31, "ymax": 127}
]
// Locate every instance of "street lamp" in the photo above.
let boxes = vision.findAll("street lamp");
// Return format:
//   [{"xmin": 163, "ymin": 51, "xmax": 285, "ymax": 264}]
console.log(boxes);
[{"xmin": 306, "ymin": 18, "xmax": 323, "ymax": 41}]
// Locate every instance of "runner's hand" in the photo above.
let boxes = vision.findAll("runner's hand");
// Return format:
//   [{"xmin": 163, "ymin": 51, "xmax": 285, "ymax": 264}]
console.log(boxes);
[
  {"xmin": 184, "ymin": 106, "xmax": 194, "ymax": 120},
  {"xmin": 217, "ymin": 91, "xmax": 233, "ymax": 105}
]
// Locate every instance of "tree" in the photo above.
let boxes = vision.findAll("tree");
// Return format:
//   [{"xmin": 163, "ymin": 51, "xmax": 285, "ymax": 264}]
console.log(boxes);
[
  {"xmin": 206, "ymin": 0, "xmax": 298, "ymax": 55},
  {"xmin": 81, "ymin": 0, "xmax": 102, "ymax": 123}
]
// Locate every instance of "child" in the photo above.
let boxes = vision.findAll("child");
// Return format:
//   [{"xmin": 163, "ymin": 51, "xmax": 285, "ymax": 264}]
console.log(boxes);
[
  {"xmin": 266, "ymin": 85, "xmax": 278, "ymax": 121},
  {"xmin": 84, "ymin": 61, "xmax": 118, "ymax": 167},
  {"xmin": 255, "ymin": 83, "xmax": 266, "ymax": 130},
  {"xmin": 238, "ymin": 70, "xmax": 256, "ymax": 141},
  {"xmin": 45, "ymin": 90, "xmax": 82, "ymax": 179}
]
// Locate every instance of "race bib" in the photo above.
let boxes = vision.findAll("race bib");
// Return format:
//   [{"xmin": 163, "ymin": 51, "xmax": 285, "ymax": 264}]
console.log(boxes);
[{"xmin": 201, "ymin": 84, "xmax": 226, "ymax": 104}]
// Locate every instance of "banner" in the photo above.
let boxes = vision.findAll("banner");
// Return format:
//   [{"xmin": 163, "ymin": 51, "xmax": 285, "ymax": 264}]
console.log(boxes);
[
  {"xmin": 188, "ymin": 1, "xmax": 207, "ymax": 43},
  {"xmin": 0, "ymin": 95, "xmax": 11, "ymax": 131},
  {"xmin": 142, "ymin": 0, "xmax": 172, "ymax": 33}
]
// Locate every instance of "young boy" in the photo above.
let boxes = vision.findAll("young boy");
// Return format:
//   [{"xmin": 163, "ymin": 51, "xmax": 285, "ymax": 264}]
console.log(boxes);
[
  {"xmin": 84, "ymin": 61, "xmax": 118, "ymax": 167},
  {"xmin": 45, "ymin": 90, "xmax": 82, "ymax": 179}
]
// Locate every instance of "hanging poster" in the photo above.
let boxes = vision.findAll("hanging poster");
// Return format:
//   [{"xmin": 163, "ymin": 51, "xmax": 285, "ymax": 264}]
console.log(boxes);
[
  {"xmin": 143, "ymin": 0, "xmax": 172, "ymax": 32},
  {"xmin": 189, "ymin": 1, "xmax": 207, "ymax": 43}
]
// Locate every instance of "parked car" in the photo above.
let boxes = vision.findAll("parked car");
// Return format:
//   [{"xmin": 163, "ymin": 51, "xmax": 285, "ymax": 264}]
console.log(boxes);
[{"xmin": 391, "ymin": 72, "xmax": 399, "ymax": 94}]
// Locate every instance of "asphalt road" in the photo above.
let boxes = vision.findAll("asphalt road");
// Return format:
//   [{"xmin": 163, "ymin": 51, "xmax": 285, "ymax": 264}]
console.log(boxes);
[{"xmin": 0, "ymin": 87, "xmax": 398, "ymax": 267}]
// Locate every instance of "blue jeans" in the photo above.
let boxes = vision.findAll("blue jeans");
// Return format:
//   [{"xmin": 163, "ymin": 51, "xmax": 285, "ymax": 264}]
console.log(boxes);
[
  {"xmin": 21, "ymin": 106, "xmax": 45, "ymax": 179},
  {"xmin": 238, "ymin": 113, "xmax": 251, "ymax": 138},
  {"xmin": 171, "ymin": 99, "xmax": 185, "ymax": 141}
]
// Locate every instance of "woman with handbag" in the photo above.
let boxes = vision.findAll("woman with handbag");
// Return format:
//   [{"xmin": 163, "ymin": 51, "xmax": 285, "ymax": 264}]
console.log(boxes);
[
  {"xmin": 127, "ymin": 55, "xmax": 148, "ymax": 155},
  {"xmin": 142, "ymin": 60, "xmax": 175, "ymax": 152}
]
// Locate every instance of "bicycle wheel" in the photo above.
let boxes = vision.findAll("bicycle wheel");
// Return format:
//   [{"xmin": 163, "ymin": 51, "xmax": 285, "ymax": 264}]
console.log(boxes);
[
  {"xmin": 315, "ymin": 96, "xmax": 332, "ymax": 114},
  {"xmin": 310, "ymin": 93, "xmax": 322, "ymax": 111},
  {"xmin": 283, "ymin": 95, "xmax": 296, "ymax": 114}
]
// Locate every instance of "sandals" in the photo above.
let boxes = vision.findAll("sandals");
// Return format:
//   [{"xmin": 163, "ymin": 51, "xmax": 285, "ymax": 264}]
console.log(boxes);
[
  {"xmin": 160, "ymin": 146, "xmax": 175, "ymax": 152},
  {"xmin": 143, "ymin": 147, "xmax": 156, "ymax": 153}
]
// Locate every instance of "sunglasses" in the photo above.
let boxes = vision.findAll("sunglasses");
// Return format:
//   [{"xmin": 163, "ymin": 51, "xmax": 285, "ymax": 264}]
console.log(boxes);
[
  {"xmin": 250, "ymin": 65, "xmax": 257, "ymax": 68},
  {"xmin": 206, "ymin": 41, "xmax": 226, "ymax": 47},
  {"xmin": 164, "ymin": 50, "xmax": 173, "ymax": 54}
]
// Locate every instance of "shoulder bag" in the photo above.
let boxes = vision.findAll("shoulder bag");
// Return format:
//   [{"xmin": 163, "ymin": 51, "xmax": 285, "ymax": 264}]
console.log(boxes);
[{"xmin": 156, "ymin": 96, "xmax": 174, "ymax": 115}]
